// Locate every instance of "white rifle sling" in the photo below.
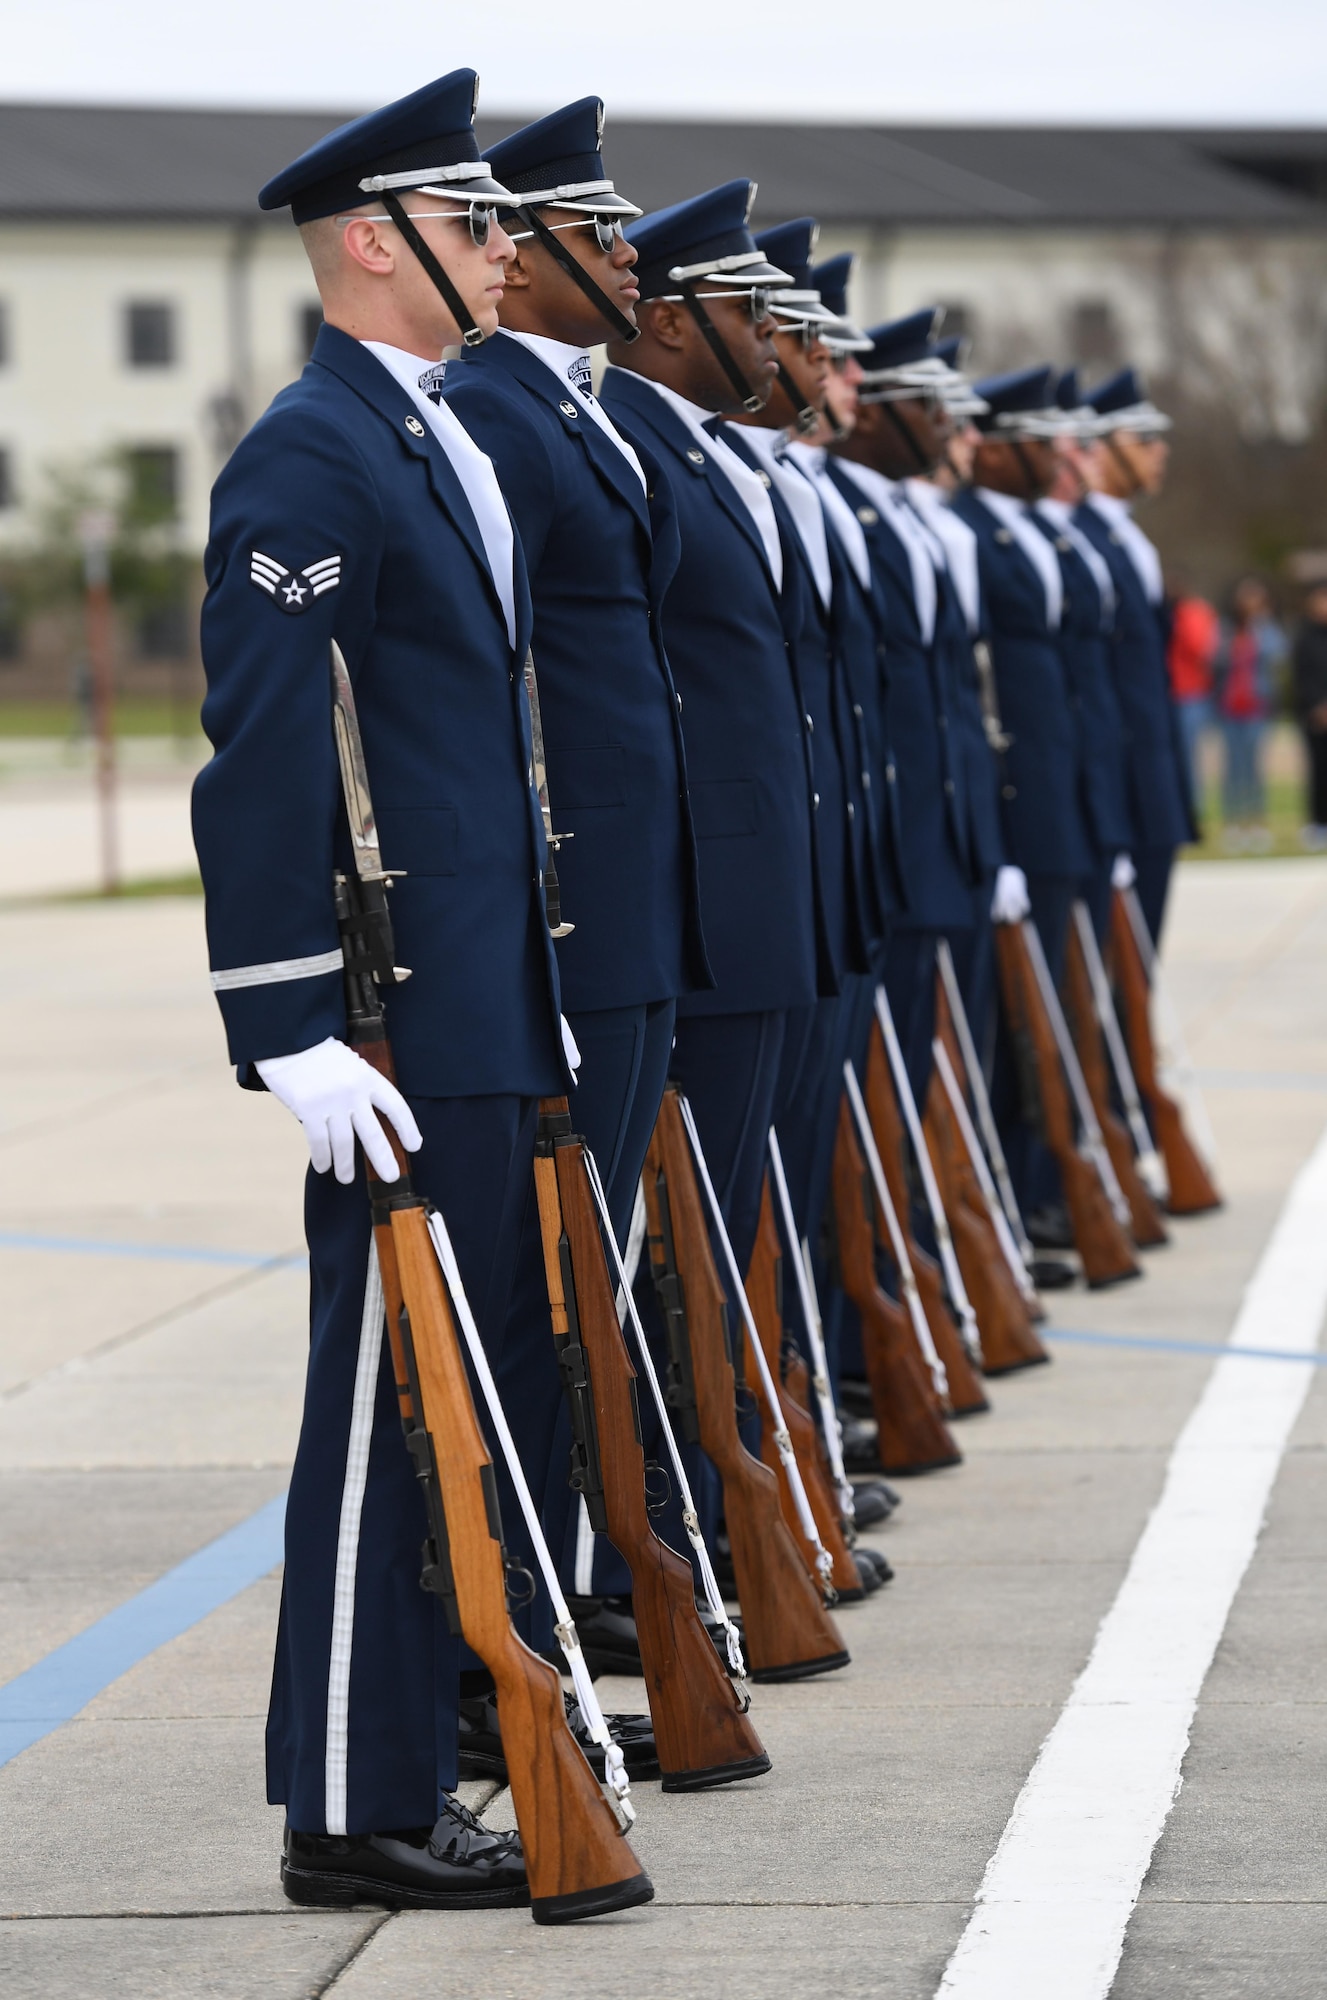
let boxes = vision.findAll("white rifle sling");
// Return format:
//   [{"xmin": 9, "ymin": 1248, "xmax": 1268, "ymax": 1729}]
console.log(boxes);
[
  {"xmin": 676, "ymin": 1095, "xmax": 836, "ymax": 1592},
  {"xmin": 423, "ymin": 1208, "xmax": 634, "ymax": 1827},
  {"xmin": 935, "ymin": 938, "xmax": 1036, "ymax": 1268},
  {"xmin": 1121, "ymin": 884, "xmax": 1220, "ymax": 1173},
  {"xmin": 582, "ymin": 1152, "xmax": 749, "ymax": 1692},
  {"xmin": 843, "ymin": 1061, "xmax": 950, "ymax": 1401},
  {"xmin": 1020, "ymin": 920, "xmax": 1132, "ymax": 1228},
  {"xmin": 1071, "ymin": 900, "xmax": 1168, "ymax": 1201},
  {"xmin": 873, "ymin": 985, "xmax": 983, "ymax": 1365},
  {"xmin": 767, "ymin": 1127, "xmax": 855, "ymax": 1523},
  {"xmin": 933, "ymin": 1037, "xmax": 1041, "ymax": 1309}
]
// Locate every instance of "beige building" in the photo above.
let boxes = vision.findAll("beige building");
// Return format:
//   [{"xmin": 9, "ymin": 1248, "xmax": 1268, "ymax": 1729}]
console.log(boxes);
[{"xmin": 0, "ymin": 106, "xmax": 1324, "ymax": 672}]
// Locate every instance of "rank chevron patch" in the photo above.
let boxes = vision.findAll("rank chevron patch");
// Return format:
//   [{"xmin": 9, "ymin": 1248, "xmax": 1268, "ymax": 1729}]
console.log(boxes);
[{"xmin": 250, "ymin": 551, "xmax": 342, "ymax": 615}]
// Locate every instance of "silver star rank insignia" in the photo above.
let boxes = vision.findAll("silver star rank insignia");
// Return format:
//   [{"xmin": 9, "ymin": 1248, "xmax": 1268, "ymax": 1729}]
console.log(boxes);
[{"xmin": 250, "ymin": 551, "xmax": 342, "ymax": 615}]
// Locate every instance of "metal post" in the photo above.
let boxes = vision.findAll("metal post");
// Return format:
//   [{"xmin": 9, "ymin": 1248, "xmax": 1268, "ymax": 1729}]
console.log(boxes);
[{"xmin": 79, "ymin": 510, "xmax": 118, "ymax": 896}]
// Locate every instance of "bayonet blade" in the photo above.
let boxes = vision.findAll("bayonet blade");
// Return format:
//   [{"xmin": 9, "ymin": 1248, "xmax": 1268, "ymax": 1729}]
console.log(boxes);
[{"xmin": 331, "ymin": 640, "xmax": 388, "ymax": 885}]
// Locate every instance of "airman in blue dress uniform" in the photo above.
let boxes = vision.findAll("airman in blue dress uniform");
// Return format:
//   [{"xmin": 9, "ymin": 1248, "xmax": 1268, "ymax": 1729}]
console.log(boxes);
[
  {"xmin": 193, "ymin": 71, "xmax": 575, "ymax": 1912},
  {"xmin": 441, "ymin": 99, "xmax": 710, "ymax": 1637},
  {"xmin": 1076, "ymin": 367, "xmax": 1196, "ymax": 946}
]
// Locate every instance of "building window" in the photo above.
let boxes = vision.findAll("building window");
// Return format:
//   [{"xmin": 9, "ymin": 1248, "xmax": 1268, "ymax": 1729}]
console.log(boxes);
[
  {"xmin": 300, "ymin": 302, "xmax": 323, "ymax": 362},
  {"xmin": 1069, "ymin": 299, "xmax": 1121, "ymax": 367},
  {"xmin": 0, "ymin": 448, "xmax": 13, "ymax": 509},
  {"xmin": 125, "ymin": 301, "xmax": 176, "ymax": 368},
  {"xmin": 0, "ymin": 302, "xmax": 9, "ymax": 368},
  {"xmin": 126, "ymin": 445, "xmax": 180, "ymax": 519}
]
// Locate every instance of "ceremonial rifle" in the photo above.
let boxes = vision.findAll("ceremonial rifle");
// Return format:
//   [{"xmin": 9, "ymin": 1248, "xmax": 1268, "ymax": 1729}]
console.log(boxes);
[
  {"xmin": 1109, "ymin": 888, "xmax": 1222, "ymax": 1216},
  {"xmin": 532, "ymin": 1098, "xmax": 770, "ymax": 1791},
  {"xmin": 935, "ymin": 938, "xmax": 1041, "ymax": 1292},
  {"xmin": 744, "ymin": 1176, "xmax": 864, "ymax": 1600},
  {"xmin": 645, "ymin": 1088, "xmax": 849, "ymax": 1681},
  {"xmin": 993, "ymin": 920, "xmax": 1140, "ymax": 1289},
  {"xmin": 1063, "ymin": 907, "xmax": 1168, "ymax": 1247},
  {"xmin": 860, "ymin": 1025, "xmax": 989, "ymax": 1416},
  {"xmin": 329, "ymin": 642, "xmax": 650, "ymax": 1924},
  {"xmin": 768, "ymin": 1128, "xmax": 857, "ymax": 1525},
  {"xmin": 920, "ymin": 1034, "xmax": 1048, "ymax": 1373},
  {"xmin": 829, "ymin": 1088, "xmax": 961, "ymax": 1475},
  {"xmin": 868, "ymin": 993, "xmax": 990, "ymax": 1404}
]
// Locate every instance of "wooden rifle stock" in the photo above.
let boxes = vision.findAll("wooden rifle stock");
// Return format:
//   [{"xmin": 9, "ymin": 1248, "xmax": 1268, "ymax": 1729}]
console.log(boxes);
[
  {"xmin": 1109, "ymin": 892, "xmax": 1222, "ymax": 1215},
  {"xmin": 334, "ymin": 875, "xmax": 648, "ymax": 1921},
  {"xmin": 993, "ymin": 923, "xmax": 1140, "ymax": 1288},
  {"xmin": 921, "ymin": 1056, "xmax": 1049, "ymax": 1374},
  {"xmin": 645, "ymin": 1091, "xmax": 848, "ymax": 1683},
  {"xmin": 863, "ymin": 1027, "xmax": 989, "ymax": 1415},
  {"xmin": 1062, "ymin": 924, "xmax": 1168, "ymax": 1247},
  {"xmin": 744, "ymin": 1179, "xmax": 863, "ymax": 1601},
  {"xmin": 533, "ymin": 1100, "xmax": 770, "ymax": 1792},
  {"xmin": 831, "ymin": 1098, "xmax": 961, "ymax": 1474}
]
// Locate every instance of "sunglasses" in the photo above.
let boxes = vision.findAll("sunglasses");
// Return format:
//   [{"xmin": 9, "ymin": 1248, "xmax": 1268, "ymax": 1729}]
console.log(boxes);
[
  {"xmin": 508, "ymin": 215, "xmax": 626, "ymax": 255},
  {"xmin": 345, "ymin": 205, "xmax": 502, "ymax": 248}
]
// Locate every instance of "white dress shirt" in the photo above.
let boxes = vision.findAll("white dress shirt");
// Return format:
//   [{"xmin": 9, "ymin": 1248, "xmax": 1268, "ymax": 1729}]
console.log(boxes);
[
  {"xmin": 627, "ymin": 374, "xmax": 783, "ymax": 589},
  {"xmin": 1037, "ymin": 496, "xmax": 1116, "ymax": 626},
  {"xmin": 1085, "ymin": 490, "xmax": 1164, "ymax": 606},
  {"xmin": 906, "ymin": 479, "xmax": 981, "ymax": 636},
  {"xmin": 731, "ymin": 424, "xmax": 832, "ymax": 609},
  {"xmin": 834, "ymin": 459, "xmax": 939, "ymax": 642},
  {"xmin": 362, "ymin": 341, "xmax": 517, "ymax": 648},
  {"xmin": 500, "ymin": 330, "xmax": 647, "ymax": 492},
  {"xmin": 786, "ymin": 441, "xmax": 872, "ymax": 591},
  {"xmin": 972, "ymin": 486, "xmax": 1063, "ymax": 630}
]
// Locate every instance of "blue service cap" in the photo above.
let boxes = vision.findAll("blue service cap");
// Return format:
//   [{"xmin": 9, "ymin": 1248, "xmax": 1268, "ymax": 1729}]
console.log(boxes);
[
  {"xmin": 486, "ymin": 96, "xmax": 640, "ymax": 217},
  {"xmin": 1083, "ymin": 366, "xmax": 1172, "ymax": 434},
  {"xmin": 811, "ymin": 252, "xmax": 854, "ymax": 320},
  {"xmin": 755, "ymin": 219, "xmax": 838, "ymax": 334},
  {"xmin": 856, "ymin": 308, "xmax": 949, "ymax": 400},
  {"xmin": 926, "ymin": 334, "xmax": 987, "ymax": 417},
  {"xmin": 1055, "ymin": 366, "xmax": 1082, "ymax": 411},
  {"xmin": 972, "ymin": 364, "xmax": 1068, "ymax": 437},
  {"xmin": 626, "ymin": 179, "xmax": 793, "ymax": 301},
  {"xmin": 258, "ymin": 69, "xmax": 514, "ymax": 224}
]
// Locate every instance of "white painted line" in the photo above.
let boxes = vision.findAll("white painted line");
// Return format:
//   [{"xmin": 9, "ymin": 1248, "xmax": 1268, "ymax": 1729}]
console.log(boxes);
[{"xmin": 937, "ymin": 1122, "xmax": 1327, "ymax": 2000}]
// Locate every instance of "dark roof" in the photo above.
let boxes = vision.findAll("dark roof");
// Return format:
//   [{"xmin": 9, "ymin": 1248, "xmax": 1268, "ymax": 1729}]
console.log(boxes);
[{"xmin": 0, "ymin": 102, "xmax": 1324, "ymax": 228}]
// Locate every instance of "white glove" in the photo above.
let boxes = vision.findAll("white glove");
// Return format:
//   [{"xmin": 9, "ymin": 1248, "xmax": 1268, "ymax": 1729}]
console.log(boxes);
[
  {"xmin": 990, "ymin": 864, "xmax": 1031, "ymax": 925},
  {"xmin": 1111, "ymin": 852, "xmax": 1137, "ymax": 890},
  {"xmin": 561, "ymin": 1014, "xmax": 582, "ymax": 1074},
  {"xmin": 255, "ymin": 1036, "xmax": 422, "ymax": 1186}
]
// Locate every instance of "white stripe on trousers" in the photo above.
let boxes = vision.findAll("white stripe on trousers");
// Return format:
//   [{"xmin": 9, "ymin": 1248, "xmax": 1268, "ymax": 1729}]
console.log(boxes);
[{"xmin": 323, "ymin": 1242, "xmax": 385, "ymax": 1836}]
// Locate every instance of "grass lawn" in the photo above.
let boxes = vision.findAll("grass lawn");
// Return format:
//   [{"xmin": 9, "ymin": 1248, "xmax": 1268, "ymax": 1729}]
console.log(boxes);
[{"xmin": 0, "ymin": 696, "xmax": 201, "ymax": 738}]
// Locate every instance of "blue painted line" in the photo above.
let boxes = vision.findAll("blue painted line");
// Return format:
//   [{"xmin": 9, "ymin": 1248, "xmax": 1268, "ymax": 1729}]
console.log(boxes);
[
  {"xmin": 1046, "ymin": 1326, "xmax": 1326, "ymax": 1367},
  {"xmin": 0, "ymin": 1230, "xmax": 302, "ymax": 1270},
  {"xmin": 0, "ymin": 1494, "xmax": 287, "ymax": 1768}
]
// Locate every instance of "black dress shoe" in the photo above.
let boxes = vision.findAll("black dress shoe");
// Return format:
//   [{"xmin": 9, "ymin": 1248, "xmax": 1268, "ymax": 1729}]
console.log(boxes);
[
  {"xmin": 544, "ymin": 1595, "xmax": 643, "ymax": 1678},
  {"xmin": 841, "ymin": 1415, "xmax": 883, "ymax": 1472},
  {"xmin": 282, "ymin": 1795, "xmax": 529, "ymax": 1910},
  {"xmin": 1026, "ymin": 1202, "xmax": 1075, "ymax": 1250},
  {"xmin": 851, "ymin": 1552, "xmax": 883, "ymax": 1594},
  {"xmin": 457, "ymin": 1690, "xmax": 660, "ymax": 1785},
  {"xmin": 847, "ymin": 1480, "xmax": 897, "ymax": 1527},
  {"xmin": 1030, "ymin": 1255, "xmax": 1077, "ymax": 1290},
  {"xmin": 854, "ymin": 1545, "xmax": 894, "ymax": 1586},
  {"xmin": 836, "ymin": 1376, "xmax": 875, "ymax": 1418}
]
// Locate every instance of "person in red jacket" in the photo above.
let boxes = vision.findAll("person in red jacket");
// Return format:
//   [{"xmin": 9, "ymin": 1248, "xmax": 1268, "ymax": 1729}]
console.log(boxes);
[{"xmin": 1166, "ymin": 582, "xmax": 1219, "ymax": 821}]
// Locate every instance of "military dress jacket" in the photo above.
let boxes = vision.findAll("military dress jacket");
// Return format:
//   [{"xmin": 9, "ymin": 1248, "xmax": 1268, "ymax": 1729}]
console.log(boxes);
[
  {"xmin": 601, "ymin": 368, "xmax": 829, "ymax": 1016},
  {"xmin": 821, "ymin": 516, "xmax": 907, "ymax": 931},
  {"xmin": 951, "ymin": 490, "xmax": 1093, "ymax": 881},
  {"xmin": 193, "ymin": 323, "xmax": 565, "ymax": 1100},
  {"xmin": 718, "ymin": 426, "xmax": 871, "ymax": 983},
  {"xmin": 1030, "ymin": 513, "xmax": 1133, "ymax": 861},
  {"xmin": 1074, "ymin": 502, "xmax": 1197, "ymax": 850},
  {"xmin": 443, "ymin": 336, "xmax": 710, "ymax": 1015},
  {"xmin": 933, "ymin": 568, "xmax": 1007, "ymax": 882},
  {"xmin": 823, "ymin": 462, "xmax": 976, "ymax": 933}
]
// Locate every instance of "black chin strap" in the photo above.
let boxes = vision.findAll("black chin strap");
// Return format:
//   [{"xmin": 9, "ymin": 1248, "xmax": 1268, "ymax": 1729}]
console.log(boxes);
[
  {"xmin": 883, "ymin": 401, "xmax": 936, "ymax": 475},
  {"xmin": 774, "ymin": 356, "xmax": 820, "ymax": 437},
  {"xmin": 677, "ymin": 286, "xmax": 766, "ymax": 414},
  {"xmin": 382, "ymin": 193, "xmax": 486, "ymax": 348},
  {"xmin": 514, "ymin": 206, "xmax": 640, "ymax": 344}
]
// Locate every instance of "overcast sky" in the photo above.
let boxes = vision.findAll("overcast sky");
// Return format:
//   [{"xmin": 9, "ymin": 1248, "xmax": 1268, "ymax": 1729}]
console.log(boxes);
[{"xmin": 5, "ymin": 0, "xmax": 1326, "ymax": 123}]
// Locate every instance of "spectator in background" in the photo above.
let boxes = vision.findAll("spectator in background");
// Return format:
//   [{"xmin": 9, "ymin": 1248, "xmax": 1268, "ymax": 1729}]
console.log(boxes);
[
  {"xmin": 1213, "ymin": 577, "xmax": 1285, "ymax": 851},
  {"xmin": 1166, "ymin": 579, "xmax": 1219, "ymax": 815},
  {"xmin": 1292, "ymin": 582, "xmax": 1327, "ymax": 851}
]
